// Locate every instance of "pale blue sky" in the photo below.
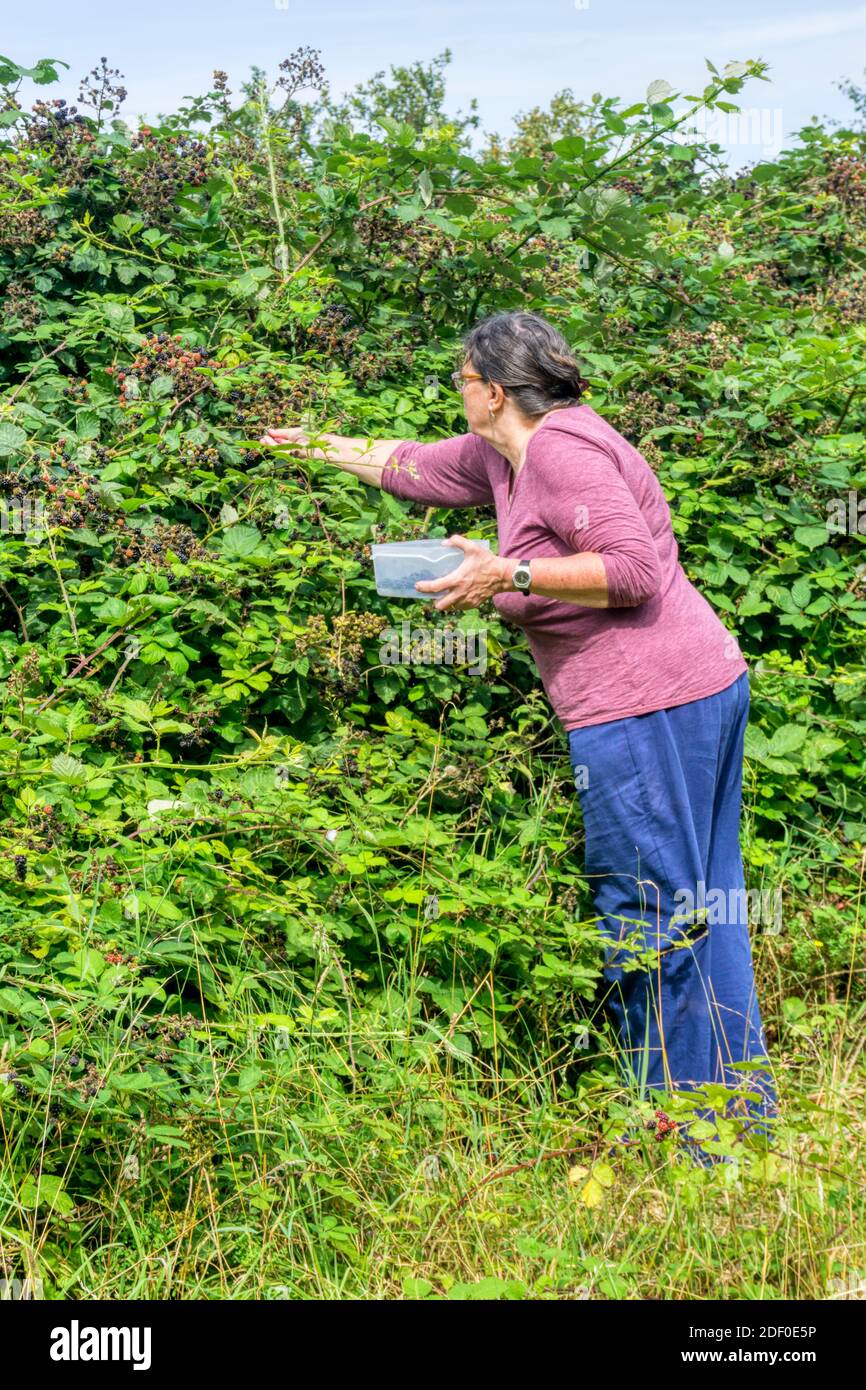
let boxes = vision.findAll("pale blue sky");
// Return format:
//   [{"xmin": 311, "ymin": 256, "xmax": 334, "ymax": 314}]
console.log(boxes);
[{"xmin": 5, "ymin": 1, "xmax": 865, "ymax": 166}]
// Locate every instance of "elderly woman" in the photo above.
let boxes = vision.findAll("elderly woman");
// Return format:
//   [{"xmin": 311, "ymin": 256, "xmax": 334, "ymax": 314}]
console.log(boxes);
[{"xmin": 260, "ymin": 310, "xmax": 778, "ymax": 1147}]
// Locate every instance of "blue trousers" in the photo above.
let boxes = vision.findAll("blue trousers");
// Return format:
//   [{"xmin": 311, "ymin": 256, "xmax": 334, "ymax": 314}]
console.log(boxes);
[{"xmin": 567, "ymin": 672, "xmax": 778, "ymax": 1137}]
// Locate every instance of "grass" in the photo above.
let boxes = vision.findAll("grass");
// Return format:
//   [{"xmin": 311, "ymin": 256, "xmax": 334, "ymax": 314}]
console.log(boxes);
[{"xmin": 3, "ymin": 948, "xmax": 864, "ymax": 1301}]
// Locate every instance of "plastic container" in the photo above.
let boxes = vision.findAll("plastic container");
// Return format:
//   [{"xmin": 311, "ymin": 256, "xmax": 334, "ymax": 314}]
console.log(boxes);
[{"xmin": 371, "ymin": 538, "xmax": 490, "ymax": 600}]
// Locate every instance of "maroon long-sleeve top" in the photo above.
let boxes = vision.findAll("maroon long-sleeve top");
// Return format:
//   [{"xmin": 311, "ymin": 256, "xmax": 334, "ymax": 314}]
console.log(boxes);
[{"xmin": 379, "ymin": 402, "xmax": 747, "ymax": 731}]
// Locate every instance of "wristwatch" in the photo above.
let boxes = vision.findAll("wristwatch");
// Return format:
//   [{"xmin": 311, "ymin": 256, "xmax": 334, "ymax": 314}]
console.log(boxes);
[{"xmin": 511, "ymin": 558, "xmax": 532, "ymax": 592}]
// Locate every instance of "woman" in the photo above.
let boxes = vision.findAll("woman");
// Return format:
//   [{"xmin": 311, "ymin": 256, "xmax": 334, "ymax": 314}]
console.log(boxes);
[{"xmin": 260, "ymin": 310, "xmax": 778, "ymax": 1148}]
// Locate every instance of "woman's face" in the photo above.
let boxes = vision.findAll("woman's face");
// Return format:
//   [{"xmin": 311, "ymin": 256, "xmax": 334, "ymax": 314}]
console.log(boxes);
[{"xmin": 457, "ymin": 356, "xmax": 500, "ymax": 436}]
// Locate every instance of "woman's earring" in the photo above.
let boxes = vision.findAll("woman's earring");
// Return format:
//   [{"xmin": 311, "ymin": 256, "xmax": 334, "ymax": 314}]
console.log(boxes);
[{"xmin": 488, "ymin": 407, "xmax": 496, "ymax": 423}]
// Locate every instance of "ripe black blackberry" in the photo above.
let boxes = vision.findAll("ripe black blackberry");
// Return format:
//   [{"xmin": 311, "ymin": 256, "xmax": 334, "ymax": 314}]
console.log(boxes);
[{"xmin": 14, "ymin": 854, "xmax": 27, "ymax": 881}]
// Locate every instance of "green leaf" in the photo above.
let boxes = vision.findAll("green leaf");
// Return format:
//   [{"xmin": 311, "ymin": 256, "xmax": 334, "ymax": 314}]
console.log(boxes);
[
  {"xmin": 221, "ymin": 524, "xmax": 264, "ymax": 558},
  {"xmin": 149, "ymin": 373, "xmax": 176, "ymax": 399},
  {"xmin": 768, "ymin": 724, "xmax": 808, "ymax": 756},
  {"xmin": 539, "ymin": 216, "xmax": 572, "ymax": 240},
  {"xmin": 109, "ymin": 1070, "xmax": 171, "ymax": 1092},
  {"xmin": 0, "ymin": 422, "xmax": 27, "ymax": 456},
  {"xmin": 102, "ymin": 301, "xmax": 135, "ymax": 334},
  {"xmin": 69, "ymin": 947, "xmax": 107, "ymax": 981},
  {"xmin": 50, "ymin": 753, "xmax": 89, "ymax": 784},
  {"xmin": 19, "ymin": 1174, "xmax": 75, "ymax": 1216},
  {"xmin": 794, "ymin": 525, "xmax": 829, "ymax": 549},
  {"xmin": 646, "ymin": 79, "xmax": 674, "ymax": 105}
]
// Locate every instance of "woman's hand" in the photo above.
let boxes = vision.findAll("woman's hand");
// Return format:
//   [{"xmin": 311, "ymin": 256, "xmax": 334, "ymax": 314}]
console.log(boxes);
[
  {"xmin": 256, "ymin": 428, "xmax": 405, "ymax": 486},
  {"xmin": 258, "ymin": 426, "xmax": 311, "ymax": 450},
  {"xmin": 415, "ymin": 535, "xmax": 510, "ymax": 612}
]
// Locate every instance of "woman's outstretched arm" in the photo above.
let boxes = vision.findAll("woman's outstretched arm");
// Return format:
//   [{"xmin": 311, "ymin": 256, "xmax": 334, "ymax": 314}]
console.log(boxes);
[
  {"xmin": 258, "ymin": 426, "xmax": 401, "ymax": 487},
  {"xmin": 259, "ymin": 426, "xmax": 495, "ymax": 507}
]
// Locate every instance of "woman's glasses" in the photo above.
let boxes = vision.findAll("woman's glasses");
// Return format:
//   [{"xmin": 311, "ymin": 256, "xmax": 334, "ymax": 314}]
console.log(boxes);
[{"xmin": 450, "ymin": 370, "xmax": 485, "ymax": 392}]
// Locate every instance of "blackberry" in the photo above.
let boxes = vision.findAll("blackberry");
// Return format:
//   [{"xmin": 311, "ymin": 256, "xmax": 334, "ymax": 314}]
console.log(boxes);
[
  {"xmin": 383, "ymin": 570, "xmax": 441, "ymax": 596},
  {"xmin": 14, "ymin": 854, "xmax": 27, "ymax": 881}
]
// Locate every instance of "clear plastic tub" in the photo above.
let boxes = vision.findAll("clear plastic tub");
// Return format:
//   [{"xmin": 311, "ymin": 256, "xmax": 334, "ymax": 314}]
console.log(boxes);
[{"xmin": 371, "ymin": 539, "xmax": 490, "ymax": 599}]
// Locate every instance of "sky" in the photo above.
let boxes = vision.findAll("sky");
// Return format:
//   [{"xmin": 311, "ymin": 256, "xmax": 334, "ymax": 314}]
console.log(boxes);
[{"xmin": 3, "ymin": 0, "xmax": 865, "ymax": 167}]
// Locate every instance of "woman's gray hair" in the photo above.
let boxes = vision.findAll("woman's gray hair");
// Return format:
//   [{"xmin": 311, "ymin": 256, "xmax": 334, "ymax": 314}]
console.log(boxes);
[{"xmin": 460, "ymin": 311, "xmax": 589, "ymax": 419}]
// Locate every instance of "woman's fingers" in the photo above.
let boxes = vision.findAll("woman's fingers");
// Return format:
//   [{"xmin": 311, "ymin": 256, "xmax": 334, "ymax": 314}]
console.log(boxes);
[{"xmin": 258, "ymin": 426, "xmax": 309, "ymax": 446}]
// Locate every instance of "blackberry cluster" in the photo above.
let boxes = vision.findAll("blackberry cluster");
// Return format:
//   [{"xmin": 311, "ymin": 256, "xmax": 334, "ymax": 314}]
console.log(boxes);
[
  {"xmin": 22, "ymin": 804, "xmax": 59, "ymax": 853},
  {"xmin": 334, "ymin": 540, "xmax": 372, "ymax": 563},
  {"xmin": 5, "ymin": 1070, "xmax": 30, "ymax": 1098},
  {"xmin": 611, "ymin": 389, "xmax": 682, "ymax": 443},
  {"xmin": 22, "ymin": 98, "xmax": 97, "ymax": 186},
  {"xmin": 648, "ymin": 1109, "xmax": 679, "ymax": 1141},
  {"xmin": 528, "ymin": 233, "xmax": 591, "ymax": 297},
  {"xmin": 0, "ymin": 202, "xmax": 52, "ymax": 251},
  {"xmin": 354, "ymin": 212, "xmax": 458, "ymax": 281},
  {"xmin": 128, "ymin": 1013, "xmax": 197, "ymax": 1063},
  {"xmin": 103, "ymin": 949, "xmax": 139, "ymax": 967},
  {"xmin": 556, "ymin": 884, "xmax": 583, "ymax": 916},
  {"xmin": 182, "ymin": 442, "xmax": 222, "ymax": 472},
  {"xmin": 351, "ymin": 343, "xmax": 416, "ymax": 388},
  {"xmin": 2, "ymin": 650, "xmax": 41, "ymax": 699},
  {"xmin": 87, "ymin": 698, "xmax": 140, "ymax": 753},
  {"xmin": 77, "ymin": 57, "xmax": 128, "ymax": 118},
  {"xmin": 62, "ymin": 376, "xmax": 90, "ymax": 402},
  {"xmin": 117, "ymin": 520, "xmax": 207, "ymax": 568},
  {"xmin": 2, "ymin": 278, "xmax": 41, "ymax": 331},
  {"xmin": 179, "ymin": 1116, "xmax": 214, "ymax": 1165},
  {"xmin": 276, "ymin": 47, "xmax": 326, "ymax": 100},
  {"xmin": 39, "ymin": 458, "xmax": 123, "ymax": 534},
  {"xmin": 65, "ymin": 1060, "xmax": 105, "ymax": 1100},
  {"xmin": 210, "ymin": 70, "xmax": 233, "ymax": 118},
  {"xmin": 294, "ymin": 610, "xmax": 387, "ymax": 698},
  {"xmin": 668, "ymin": 320, "xmax": 742, "ymax": 370},
  {"xmin": 637, "ymin": 439, "xmax": 665, "ymax": 472},
  {"xmin": 802, "ymin": 275, "xmax": 866, "ymax": 326},
  {"xmin": 68, "ymin": 855, "xmax": 123, "ymax": 896},
  {"xmin": 742, "ymin": 261, "xmax": 788, "ymax": 291},
  {"xmin": 123, "ymin": 130, "xmax": 215, "ymax": 221},
  {"xmin": 305, "ymin": 303, "xmax": 361, "ymax": 357},
  {"xmin": 222, "ymin": 368, "xmax": 314, "ymax": 435},
  {"xmin": 824, "ymin": 156, "xmax": 866, "ymax": 208},
  {"xmin": 14, "ymin": 854, "xmax": 27, "ymax": 882},
  {"xmin": 168, "ymin": 703, "xmax": 219, "ymax": 748},
  {"xmin": 108, "ymin": 333, "xmax": 216, "ymax": 406}
]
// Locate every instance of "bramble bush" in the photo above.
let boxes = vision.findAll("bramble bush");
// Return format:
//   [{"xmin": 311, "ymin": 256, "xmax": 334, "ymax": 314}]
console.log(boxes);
[{"xmin": 0, "ymin": 49, "xmax": 864, "ymax": 1291}]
